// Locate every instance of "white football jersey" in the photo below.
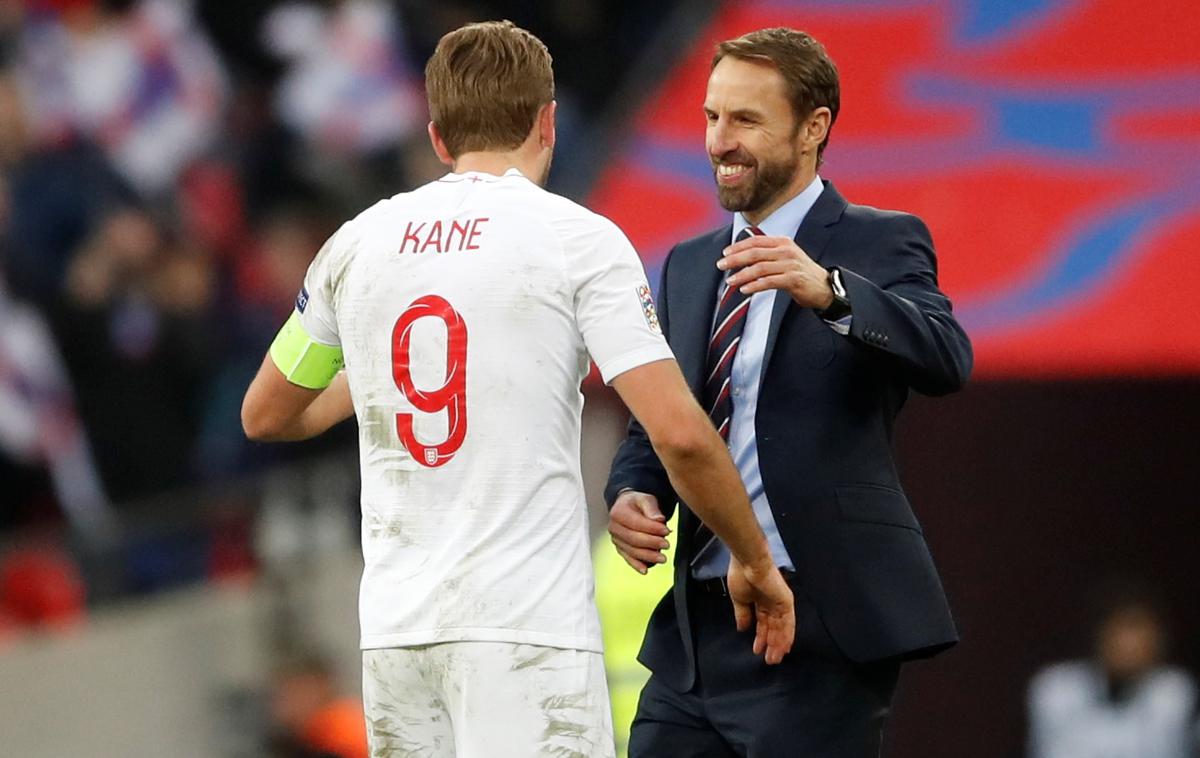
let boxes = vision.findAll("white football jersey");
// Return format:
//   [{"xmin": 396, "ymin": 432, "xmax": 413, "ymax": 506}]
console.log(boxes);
[{"xmin": 297, "ymin": 168, "xmax": 673, "ymax": 652}]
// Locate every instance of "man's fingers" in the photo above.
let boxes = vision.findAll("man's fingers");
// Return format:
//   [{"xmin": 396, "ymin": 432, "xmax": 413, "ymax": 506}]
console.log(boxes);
[
  {"xmin": 725, "ymin": 261, "xmax": 789, "ymax": 288},
  {"xmin": 629, "ymin": 494, "xmax": 667, "ymax": 523},
  {"xmin": 608, "ymin": 521, "xmax": 670, "ymax": 550},
  {"xmin": 607, "ymin": 492, "xmax": 670, "ymax": 576},
  {"xmin": 617, "ymin": 551, "xmax": 649, "ymax": 575},
  {"xmin": 752, "ymin": 607, "xmax": 769, "ymax": 657},
  {"xmin": 732, "ymin": 597, "xmax": 752, "ymax": 632},
  {"xmin": 611, "ymin": 504, "xmax": 670, "ymax": 537},
  {"xmin": 718, "ymin": 246, "xmax": 793, "ymax": 272},
  {"xmin": 763, "ymin": 606, "xmax": 796, "ymax": 665},
  {"xmin": 737, "ymin": 273, "xmax": 794, "ymax": 296},
  {"xmin": 620, "ymin": 545, "xmax": 668, "ymax": 566},
  {"xmin": 723, "ymin": 234, "xmax": 791, "ymax": 256},
  {"xmin": 613, "ymin": 491, "xmax": 667, "ymax": 526},
  {"xmin": 611, "ymin": 536, "xmax": 667, "ymax": 566}
]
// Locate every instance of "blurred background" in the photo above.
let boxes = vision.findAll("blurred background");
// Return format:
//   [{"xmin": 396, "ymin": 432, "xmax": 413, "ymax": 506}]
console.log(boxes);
[{"xmin": 0, "ymin": 0, "xmax": 1197, "ymax": 756}]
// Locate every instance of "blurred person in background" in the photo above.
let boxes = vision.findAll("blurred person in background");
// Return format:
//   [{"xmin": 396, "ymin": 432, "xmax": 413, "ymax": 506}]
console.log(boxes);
[
  {"xmin": 13, "ymin": 0, "xmax": 227, "ymax": 199},
  {"xmin": 242, "ymin": 20, "xmax": 794, "ymax": 757},
  {"xmin": 262, "ymin": 0, "xmax": 425, "ymax": 210},
  {"xmin": 268, "ymin": 650, "xmax": 368, "ymax": 758},
  {"xmin": 606, "ymin": 27, "xmax": 972, "ymax": 757},
  {"xmin": 0, "ymin": 268, "xmax": 111, "ymax": 534},
  {"xmin": 1027, "ymin": 583, "xmax": 1199, "ymax": 758},
  {"xmin": 0, "ymin": 63, "xmax": 135, "ymax": 306},
  {"xmin": 53, "ymin": 207, "xmax": 217, "ymax": 500},
  {"xmin": 0, "ymin": 89, "xmax": 111, "ymax": 534}
]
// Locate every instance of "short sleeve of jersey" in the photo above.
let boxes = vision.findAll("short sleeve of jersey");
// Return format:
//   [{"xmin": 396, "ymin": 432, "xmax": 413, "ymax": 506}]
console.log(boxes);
[
  {"xmin": 562, "ymin": 215, "xmax": 674, "ymax": 384},
  {"xmin": 295, "ymin": 228, "xmax": 344, "ymax": 346}
]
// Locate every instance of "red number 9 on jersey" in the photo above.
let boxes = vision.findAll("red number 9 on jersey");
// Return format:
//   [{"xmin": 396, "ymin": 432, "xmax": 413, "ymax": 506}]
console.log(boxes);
[{"xmin": 391, "ymin": 295, "xmax": 468, "ymax": 467}]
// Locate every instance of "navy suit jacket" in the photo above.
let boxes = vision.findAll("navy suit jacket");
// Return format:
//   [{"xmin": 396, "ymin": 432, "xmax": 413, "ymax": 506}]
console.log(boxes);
[{"xmin": 605, "ymin": 181, "xmax": 973, "ymax": 693}]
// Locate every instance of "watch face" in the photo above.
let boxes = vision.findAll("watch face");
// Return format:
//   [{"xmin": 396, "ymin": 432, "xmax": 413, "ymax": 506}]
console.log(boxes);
[{"xmin": 830, "ymin": 268, "xmax": 848, "ymax": 298}]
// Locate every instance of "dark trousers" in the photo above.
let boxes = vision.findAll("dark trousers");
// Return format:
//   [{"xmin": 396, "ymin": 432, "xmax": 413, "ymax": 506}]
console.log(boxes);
[{"xmin": 629, "ymin": 578, "xmax": 901, "ymax": 758}]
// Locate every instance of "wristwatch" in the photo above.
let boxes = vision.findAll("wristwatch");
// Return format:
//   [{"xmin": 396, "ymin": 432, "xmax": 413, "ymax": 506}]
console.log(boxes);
[{"xmin": 817, "ymin": 266, "xmax": 851, "ymax": 320}]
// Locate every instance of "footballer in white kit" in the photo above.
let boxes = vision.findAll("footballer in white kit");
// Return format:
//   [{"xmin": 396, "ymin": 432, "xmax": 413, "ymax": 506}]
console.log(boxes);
[
  {"xmin": 298, "ymin": 166, "xmax": 671, "ymax": 649},
  {"xmin": 276, "ymin": 166, "xmax": 670, "ymax": 755}
]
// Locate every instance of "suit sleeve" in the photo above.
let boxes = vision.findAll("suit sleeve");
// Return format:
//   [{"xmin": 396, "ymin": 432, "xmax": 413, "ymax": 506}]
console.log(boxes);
[
  {"xmin": 603, "ymin": 247, "xmax": 680, "ymax": 516},
  {"xmin": 838, "ymin": 214, "xmax": 973, "ymax": 396}
]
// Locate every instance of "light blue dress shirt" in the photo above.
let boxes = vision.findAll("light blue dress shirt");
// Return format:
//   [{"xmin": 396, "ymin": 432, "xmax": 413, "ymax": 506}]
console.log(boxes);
[{"xmin": 692, "ymin": 174, "xmax": 833, "ymax": 579}]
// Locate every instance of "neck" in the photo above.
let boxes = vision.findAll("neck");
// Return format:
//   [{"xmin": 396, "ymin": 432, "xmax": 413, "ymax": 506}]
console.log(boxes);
[
  {"xmin": 743, "ymin": 163, "xmax": 819, "ymax": 226},
  {"xmin": 452, "ymin": 149, "xmax": 537, "ymax": 181}
]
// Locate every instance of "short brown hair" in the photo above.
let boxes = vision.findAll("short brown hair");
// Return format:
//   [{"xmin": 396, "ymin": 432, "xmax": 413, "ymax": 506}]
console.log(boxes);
[
  {"xmin": 714, "ymin": 28, "xmax": 840, "ymax": 163},
  {"xmin": 425, "ymin": 20, "xmax": 554, "ymax": 158}
]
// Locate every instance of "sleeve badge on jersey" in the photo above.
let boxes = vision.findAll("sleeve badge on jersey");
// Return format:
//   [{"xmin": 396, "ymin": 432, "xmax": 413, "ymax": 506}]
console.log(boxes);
[
  {"xmin": 295, "ymin": 286, "xmax": 309, "ymax": 313},
  {"xmin": 636, "ymin": 284, "xmax": 662, "ymax": 334}
]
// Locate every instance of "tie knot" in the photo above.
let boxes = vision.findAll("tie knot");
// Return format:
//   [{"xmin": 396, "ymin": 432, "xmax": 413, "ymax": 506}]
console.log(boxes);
[{"xmin": 735, "ymin": 226, "xmax": 763, "ymax": 243}]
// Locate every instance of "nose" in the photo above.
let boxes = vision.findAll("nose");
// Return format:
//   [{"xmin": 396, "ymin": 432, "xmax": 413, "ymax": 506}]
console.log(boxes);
[{"xmin": 707, "ymin": 117, "xmax": 737, "ymax": 159}]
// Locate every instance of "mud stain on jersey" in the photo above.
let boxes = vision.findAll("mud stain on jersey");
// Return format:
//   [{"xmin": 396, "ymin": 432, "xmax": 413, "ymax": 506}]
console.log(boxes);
[
  {"xmin": 364, "ymin": 650, "xmax": 452, "ymax": 757},
  {"xmin": 511, "ymin": 646, "xmax": 559, "ymax": 671},
  {"xmin": 508, "ymin": 262, "xmax": 556, "ymax": 316},
  {"xmin": 359, "ymin": 404, "xmax": 395, "ymax": 450},
  {"xmin": 540, "ymin": 690, "xmax": 598, "ymax": 757},
  {"xmin": 363, "ymin": 512, "xmax": 415, "ymax": 546},
  {"xmin": 367, "ymin": 715, "xmax": 439, "ymax": 758}
]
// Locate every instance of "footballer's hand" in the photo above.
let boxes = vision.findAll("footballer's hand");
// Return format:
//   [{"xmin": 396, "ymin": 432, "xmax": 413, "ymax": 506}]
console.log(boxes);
[
  {"xmin": 718, "ymin": 234, "xmax": 834, "ymax": 310},
  {"xmin": 727, "ymin": 555, "xmax": 795, "ymax": 665},
  {"xmin": 608, "ymin": 490, "xmax": 670, "ymax": 574}
]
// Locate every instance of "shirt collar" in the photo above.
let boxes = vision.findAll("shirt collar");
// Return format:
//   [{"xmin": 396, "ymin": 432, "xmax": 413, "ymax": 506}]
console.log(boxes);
[
  {"xmin": 439, "ymin": 167, "xmax": 529, "ymax": 183},
  {"xmin": 732, "ymin": 174, "xmax": 824, "ymax": 242}
]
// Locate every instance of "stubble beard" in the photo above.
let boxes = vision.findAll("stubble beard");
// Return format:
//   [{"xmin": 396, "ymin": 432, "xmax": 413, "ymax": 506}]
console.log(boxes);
[{"xmin": 714, "ymin": 147, "xmax": 800, "ymax": 216}]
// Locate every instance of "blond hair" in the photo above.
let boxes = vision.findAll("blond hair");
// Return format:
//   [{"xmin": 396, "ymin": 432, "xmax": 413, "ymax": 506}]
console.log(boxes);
[{"xmin": 425, "ymin": 20, "xmax": 555, "ymax": 158}]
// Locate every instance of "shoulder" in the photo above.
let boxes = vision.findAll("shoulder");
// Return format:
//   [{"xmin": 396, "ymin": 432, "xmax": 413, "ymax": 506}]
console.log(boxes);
[
  {"xmin": 536, "ymin": 189, "xmax": 629, "ymax": 241},
  {"xmin": 517, "ymin": 190, "xmax": 642, "ymax": 265},
  {"xmin": 337, "ymin": 194, "xmax": 403, "ymax": 243},
  {"xmin": 1144, "ymin": 667, "xmax": 1198, "ymax": 704},
  {"xmin": 669, "ymin": 225, "xmax": 730, "ymax": 260},
  {"xmin": 1029, "ymin": 661, "xmax": 1097, "ymax": 705},
  {"xmin": 841, "ymin": 200, "xmax": 931, "ymax": 239},
  {"xmin": 351, "ymin": 184, "xmax": 432, "ymax": 226},
  {"xmin": 659, "ymin": 225, "xmax": 728, "ymax": 279}
]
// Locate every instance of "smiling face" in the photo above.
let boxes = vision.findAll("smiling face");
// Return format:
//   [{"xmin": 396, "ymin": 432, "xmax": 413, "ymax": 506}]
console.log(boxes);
[{"xmin": 705, "ymin": 56, "xmax": 812, "ymax": 222}]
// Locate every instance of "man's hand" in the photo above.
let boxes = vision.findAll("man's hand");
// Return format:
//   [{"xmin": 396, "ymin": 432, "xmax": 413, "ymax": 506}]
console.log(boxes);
[
  {"xmin": 727, "ymin": 555, "xmax": 795, "ymax": 665},
  {"xmin": 608, "ymin": 490, "xmax": 670, "ymax": 574},
  {"xmin": 718, "ymin": 234, "xmax": 834, "ymax": 309}
]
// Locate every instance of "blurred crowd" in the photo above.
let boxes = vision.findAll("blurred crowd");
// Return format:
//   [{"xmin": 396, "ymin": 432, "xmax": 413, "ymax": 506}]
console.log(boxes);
[
  {"xmin": 1027, "ymin": 582, "xmax": 1200, "ymax": 758},
  {"xmin": 0, "ymin": 0, "xmax": 679, "ymax": 536}
]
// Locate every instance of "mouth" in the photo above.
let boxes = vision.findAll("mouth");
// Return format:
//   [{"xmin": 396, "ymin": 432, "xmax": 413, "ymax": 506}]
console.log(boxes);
[{"xmin": 715, "ymin": 162, "xmax": 753, "ymax": 186}]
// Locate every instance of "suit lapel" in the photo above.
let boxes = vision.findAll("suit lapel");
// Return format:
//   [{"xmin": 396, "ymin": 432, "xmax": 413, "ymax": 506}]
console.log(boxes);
[
  {"xmin": 673, "ymin": 225, "xmax": 731, "ymax": 394},
  {"xmin": 760, "ymin": 181, "xmax": 848, "ymax": 382}
]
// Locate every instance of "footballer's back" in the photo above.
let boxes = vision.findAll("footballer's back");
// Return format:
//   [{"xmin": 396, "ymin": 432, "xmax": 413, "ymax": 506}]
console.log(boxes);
[{"xmin": 299, "ymin": 168, "xmax": 670, "ymax": 650}]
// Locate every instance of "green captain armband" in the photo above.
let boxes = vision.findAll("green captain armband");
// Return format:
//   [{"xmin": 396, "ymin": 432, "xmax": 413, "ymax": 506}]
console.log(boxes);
[{"xmin": 269, "ymin": 312, "xmax": 344, "ymax": 389}]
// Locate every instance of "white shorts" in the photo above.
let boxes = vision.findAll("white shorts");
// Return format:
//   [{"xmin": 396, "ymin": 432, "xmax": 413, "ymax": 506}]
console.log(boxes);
[{"xmin": 362, "ymin": 642, "xmax": 615, "ymax": 758}]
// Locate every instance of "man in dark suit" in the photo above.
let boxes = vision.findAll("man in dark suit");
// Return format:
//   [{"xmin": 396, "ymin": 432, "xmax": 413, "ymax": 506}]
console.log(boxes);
[{"xmin": 605, "ymin": 27, "xmax": 973, "ymax": 757}]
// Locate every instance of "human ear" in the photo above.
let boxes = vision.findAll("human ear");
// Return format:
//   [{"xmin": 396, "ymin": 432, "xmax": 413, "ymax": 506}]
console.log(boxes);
[{"xmin": 427, "ymin": 122, "xmax": 455, "ymax": 166}]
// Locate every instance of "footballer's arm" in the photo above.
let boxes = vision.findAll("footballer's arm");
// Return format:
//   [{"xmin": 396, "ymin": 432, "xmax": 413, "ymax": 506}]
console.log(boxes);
[
  {"xmin": 610, "ymin": 358, "xmax": 795, "ymax": 663},
  {"xmin": 242, "ymin": 359, "xmax": 353, "ymax": 443}
]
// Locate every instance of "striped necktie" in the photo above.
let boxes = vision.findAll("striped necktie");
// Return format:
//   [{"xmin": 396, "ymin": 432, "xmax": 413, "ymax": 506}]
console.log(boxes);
[{"xmin": 692, "ymin": 225, "xmax": 762, "ymax": 562}]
